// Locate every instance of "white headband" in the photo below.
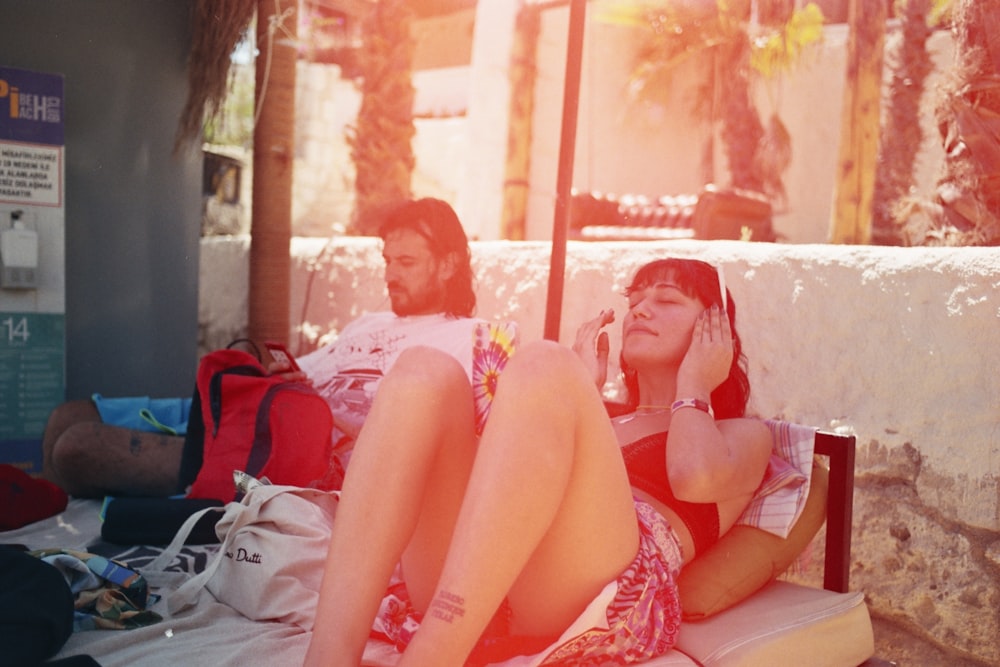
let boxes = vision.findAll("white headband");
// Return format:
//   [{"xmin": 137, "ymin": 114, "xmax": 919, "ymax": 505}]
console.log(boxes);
[{"xmin": 717, "ymin": 265, "xmax": 727, "ymax": 309}]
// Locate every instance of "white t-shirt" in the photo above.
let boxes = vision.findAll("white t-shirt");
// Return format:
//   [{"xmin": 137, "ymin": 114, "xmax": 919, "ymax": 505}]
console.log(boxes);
[{"xmin": 297, "ymin": 312, "xmax": 518, "ymax": 438}]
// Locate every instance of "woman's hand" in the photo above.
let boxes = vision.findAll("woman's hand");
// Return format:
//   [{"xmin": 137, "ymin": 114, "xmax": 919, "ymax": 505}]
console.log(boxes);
[
  {"xmin": 677, "ymin": 305, "xmax": 733, "ymax": 396},
  {"xmin": 572, "ymin": 309, "xmax": 614, "ymax": 388}
]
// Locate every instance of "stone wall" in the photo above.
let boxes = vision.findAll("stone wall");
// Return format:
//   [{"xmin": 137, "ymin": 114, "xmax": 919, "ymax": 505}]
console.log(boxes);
[{"xmin": 200, "ymin": 236, "xmax": 1000, "ymax": 665}]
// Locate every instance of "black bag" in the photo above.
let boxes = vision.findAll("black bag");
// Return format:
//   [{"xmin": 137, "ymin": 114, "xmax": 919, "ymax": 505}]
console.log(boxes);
[
  {"xmin": 0, "ymin": 547, "xmax": 74, "ymax": 667},
  {"xmin": 100, "ymin": 497, "xmax": 224, "ymax": 545}
]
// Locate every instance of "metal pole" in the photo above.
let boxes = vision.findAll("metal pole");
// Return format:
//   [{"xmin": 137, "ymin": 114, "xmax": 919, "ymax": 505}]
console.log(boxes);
[{"xmin": 543, "ymin": 0, "xmax": 586, "ymax": 341}]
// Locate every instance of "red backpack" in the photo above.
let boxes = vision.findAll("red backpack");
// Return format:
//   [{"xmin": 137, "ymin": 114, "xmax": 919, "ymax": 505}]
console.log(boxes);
[{"xmin": 184, "ymin": 347, "xmax": 334, "ymax": 502}]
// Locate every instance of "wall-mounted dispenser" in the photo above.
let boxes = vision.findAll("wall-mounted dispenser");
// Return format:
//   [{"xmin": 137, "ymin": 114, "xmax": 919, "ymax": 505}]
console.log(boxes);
[{"xmin": 1, "ymin": 209, "xmax": 39, "ymax": 289}]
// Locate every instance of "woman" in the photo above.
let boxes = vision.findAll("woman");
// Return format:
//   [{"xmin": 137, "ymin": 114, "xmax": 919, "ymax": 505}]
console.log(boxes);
[{"xmin": 304, "ymin": 258, "xmax": 772, "ymax": 667}]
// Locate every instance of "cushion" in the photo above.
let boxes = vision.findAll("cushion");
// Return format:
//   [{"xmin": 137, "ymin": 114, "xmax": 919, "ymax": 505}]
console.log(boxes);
[
  {"xmin": 673, "ymin": 581, "xmax": 874, "ymax": 666},
  {"xmin": 677, "ymin": 460, "xmax": 829, "ymax": 619}
]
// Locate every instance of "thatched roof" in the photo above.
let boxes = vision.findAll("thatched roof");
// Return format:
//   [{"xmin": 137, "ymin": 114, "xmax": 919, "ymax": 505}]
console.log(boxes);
[
  {"xmin": 175, "ymin": 0, "xmax": 257, "ymax": 150},
  {"xmin": 174, "ymin": 0, "xmax": 478, "ymax": 150}
]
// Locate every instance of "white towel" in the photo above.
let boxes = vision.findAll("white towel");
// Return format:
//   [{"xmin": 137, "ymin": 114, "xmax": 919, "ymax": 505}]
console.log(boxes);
[{"xmin": 736, "ymin": 420, "xmax": 816, "ymax": 538}]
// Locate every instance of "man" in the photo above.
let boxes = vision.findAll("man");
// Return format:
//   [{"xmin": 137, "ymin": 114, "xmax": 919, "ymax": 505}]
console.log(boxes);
[{"xmin": 42, "ymin": 198, "xmax": 516, "ymax": 498}]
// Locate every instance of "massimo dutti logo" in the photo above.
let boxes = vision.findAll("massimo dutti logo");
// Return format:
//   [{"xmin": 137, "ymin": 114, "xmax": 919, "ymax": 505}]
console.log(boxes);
[{"xmin": 225, "ymin": 547, "xmax": 263, "ymax": 565}]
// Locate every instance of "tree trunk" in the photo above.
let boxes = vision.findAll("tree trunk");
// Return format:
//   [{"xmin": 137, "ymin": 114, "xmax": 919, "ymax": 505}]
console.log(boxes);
[
  {"xmin": 903, "ymin": 0, "xmax": 1000, "ymax": 245},
  {"xmin": 718, "ymin": 36, "xmax": 766, "ymax": 193},
  {"xmin": 249, "ymin": 0, "xmax": 297, "ymax": 345},
  {"xmin": 829, "ymin": 0, "xmax": 886, "ymax": 244},
  {"xmin": 871, "ymin": 0, "xmax": 934, "ymax": 246},
  {"xmin": 348, "ymin": 0, "xmax": 415, "ymax": 236}
]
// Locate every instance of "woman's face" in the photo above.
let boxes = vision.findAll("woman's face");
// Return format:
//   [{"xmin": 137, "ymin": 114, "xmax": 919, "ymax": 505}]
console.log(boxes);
[{"xmin": 621, "ymin": 278, "xmax": 706, "ymax": 370}]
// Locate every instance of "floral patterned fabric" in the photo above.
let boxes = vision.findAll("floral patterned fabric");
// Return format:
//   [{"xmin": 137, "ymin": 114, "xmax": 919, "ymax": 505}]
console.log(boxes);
[
  {"xmin": 471, "ymin": 321, "xmax": 518, "ymax": 434},
  {"xmin": 370, "ymin": 499, "xmax": 683, "ymax": 666}
]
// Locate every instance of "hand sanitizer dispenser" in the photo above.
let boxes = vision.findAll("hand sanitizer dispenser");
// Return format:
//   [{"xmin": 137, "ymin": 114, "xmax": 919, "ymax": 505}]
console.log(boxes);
[{"xmin": 1, "ymin": 210, "xmax": 39, "ymax": 289}]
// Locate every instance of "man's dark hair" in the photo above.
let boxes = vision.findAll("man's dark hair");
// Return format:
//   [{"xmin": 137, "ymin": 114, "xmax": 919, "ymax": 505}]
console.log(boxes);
[{"xmin": 378, "ymin": 198, "xmax": 476, "ymax": 317}]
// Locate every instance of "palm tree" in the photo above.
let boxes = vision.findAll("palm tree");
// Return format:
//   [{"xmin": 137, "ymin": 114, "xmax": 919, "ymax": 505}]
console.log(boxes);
[
  {"xmin": 347, "ymin": 0, "xmax": 416, "ymax": 236},
  {"xmin": 174, "ymin": 0, "xmax": 257, "ymax": 151},
  {"xmin": 899, "ymin": 0, "xmax": 1000, "ymax": 245},
  {"xmin": 600, "ymin": 0, "xmax": 824, "ymax": 207},
  {"xmin": 174, "ymin": 0, "xmax": 298, "ymax": 345},
  {"xmin": 249, "ymin": 0, "xmax": 298, "ymax": 345},
  {"xmin": 872, "ymin": 0, "xmax": 949, "ymax": 245},
  {"xmin": 829, "ymin": 0, "xmax": 887, "ymax": 244}
]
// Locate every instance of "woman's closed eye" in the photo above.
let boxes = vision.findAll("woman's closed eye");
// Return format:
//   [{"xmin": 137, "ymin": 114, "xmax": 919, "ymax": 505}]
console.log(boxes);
[{"xmin": 629, "ymin": 297, "xmax": 680, "ymax": 310}]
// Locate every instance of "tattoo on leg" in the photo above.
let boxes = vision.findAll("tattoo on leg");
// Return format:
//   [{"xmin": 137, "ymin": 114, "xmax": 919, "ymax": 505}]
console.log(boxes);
[{"xmin": 429, "ymin": 590, "xmax": 466, "ymax": 624}]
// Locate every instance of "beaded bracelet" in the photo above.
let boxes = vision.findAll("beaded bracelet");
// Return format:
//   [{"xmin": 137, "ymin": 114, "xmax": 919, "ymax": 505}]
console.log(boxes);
[{"xmin": 670, "ymin": 398, "xmax": 714, "ymax": 418}]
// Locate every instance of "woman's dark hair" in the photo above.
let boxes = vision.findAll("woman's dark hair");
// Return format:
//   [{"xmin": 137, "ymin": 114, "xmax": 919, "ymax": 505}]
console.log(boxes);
[
  {"xmin": 378, "ymin": 198, "xmax": 476, "ymax": 318},
  {"xmin": 620, "ymin": 258, "xmax": 750, "ymax": 419}
]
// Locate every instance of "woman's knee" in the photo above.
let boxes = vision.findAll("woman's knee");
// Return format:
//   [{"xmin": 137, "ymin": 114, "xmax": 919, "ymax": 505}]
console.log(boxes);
[
  {"xmin": 498, "ymin": 341, "xmax": 590, "ymax": 397},
  {"xmin": 385, "ymin": 346, "xmax": 470, "ymax": 396}
]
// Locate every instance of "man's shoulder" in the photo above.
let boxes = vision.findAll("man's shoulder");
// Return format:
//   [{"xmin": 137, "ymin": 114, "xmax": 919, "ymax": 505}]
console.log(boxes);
[
  {"xmin": 338, "ymin": 311, "xmax": 396, "ymax": 334},
  {"xmin": 387, "ymin": 313, "xmax": 481, "ymax": 329},
  {"xmin": 336, "ymin": 313, "xmax": 473, "ymax": 339},
  {"xmin": 428, "ymin": 316, "xmax": 516, "ymax": 336},
  {"xmin": 352, "ymin": 311, "xmax": 396, "ymax": 325}
]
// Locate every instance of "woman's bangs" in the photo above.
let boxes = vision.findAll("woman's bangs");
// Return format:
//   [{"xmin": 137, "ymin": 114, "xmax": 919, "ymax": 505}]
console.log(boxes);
[{"xmin": 626, "ymin": 260, "xmax": 695, "ymax": 298}]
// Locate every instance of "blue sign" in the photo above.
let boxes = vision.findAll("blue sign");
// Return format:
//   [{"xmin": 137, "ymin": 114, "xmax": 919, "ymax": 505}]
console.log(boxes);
[
  {"xmin": 0, "ymin": 67, "xmax": 65, "ymax": 146},
  {"xmin": 1, "ymin": 66, "xmax": 65, "ymax": 474}
]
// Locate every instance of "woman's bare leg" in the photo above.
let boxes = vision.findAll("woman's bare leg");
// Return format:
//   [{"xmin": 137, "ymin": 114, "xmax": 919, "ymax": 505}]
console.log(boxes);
[
  {"xmin": 400, "ymin": 341, "xmax": 640, "ymax": 666},
  {"xmin": 304, "ymin": 347, "xmax": 479, "ymax": 667}
]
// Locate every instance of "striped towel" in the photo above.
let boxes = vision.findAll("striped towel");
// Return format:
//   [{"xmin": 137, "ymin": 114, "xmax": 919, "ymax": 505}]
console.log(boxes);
[{"xmin": 736, "ymin": 420, "xmax": 817, "ymax": 538}]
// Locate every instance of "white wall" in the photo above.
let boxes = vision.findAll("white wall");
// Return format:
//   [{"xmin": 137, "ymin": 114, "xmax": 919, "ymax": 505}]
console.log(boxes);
[
  {"xmin": 203, "ymin": 236, "xmax": 1000, "ymax": 530},
  {"xmin": 200, "ymin": 236, "xmax": 1000, "ymax": 663}
]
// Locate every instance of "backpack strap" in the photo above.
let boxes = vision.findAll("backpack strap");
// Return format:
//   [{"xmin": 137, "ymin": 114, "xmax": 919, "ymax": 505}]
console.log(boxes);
[
  {"xmin": 244, "ymin": 382, "xmax": 316, "ymax": 480},
  {"xmin": 226, "ymin": 338, "xmax": 262, "ymax": 361},
  {"xmin": 207, "ymin": 364, "xmax": 265, "ymax": 437}
]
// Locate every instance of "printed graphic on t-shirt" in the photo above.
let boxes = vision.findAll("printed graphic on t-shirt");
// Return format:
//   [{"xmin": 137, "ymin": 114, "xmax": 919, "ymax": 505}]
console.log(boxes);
[
  {"xmin": 319, "ymin": 369, "xmax": 382, "ymax": 433},
  {"xmin": 300, "ymin": 314, "xmax": 519, "ymax": 438}
]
